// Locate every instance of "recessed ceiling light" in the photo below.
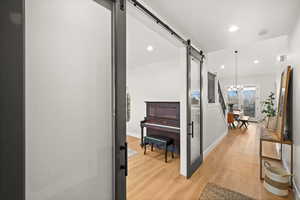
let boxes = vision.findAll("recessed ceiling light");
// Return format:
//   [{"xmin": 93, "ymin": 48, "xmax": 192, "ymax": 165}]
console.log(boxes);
[
  {"xmin": 277, "ymin": 55, "xmax": 286, "ymax": 62},
  {"xmin": 277, "ymin": 56, "xmax": 281, "ymax": 62},
  {"xmin": 220, "ymin": 65, "xmax": 225, "ymax": 69},
  {"xmin": 228, "ymin": 25, "xmax": 239, "ymax": 32},
  {"xmin": 147, "ymin": 45, "xmax": 154, "ymax": 52},
  {"xmin": 253, "ymin": 60, "xmax": 259, "ymax": 64}
]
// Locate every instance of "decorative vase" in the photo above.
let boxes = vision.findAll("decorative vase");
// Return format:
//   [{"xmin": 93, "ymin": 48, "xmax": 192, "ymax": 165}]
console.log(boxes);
[{"xmin": 266, "ymin": 116, "xmax": 277, "ymax": 130}]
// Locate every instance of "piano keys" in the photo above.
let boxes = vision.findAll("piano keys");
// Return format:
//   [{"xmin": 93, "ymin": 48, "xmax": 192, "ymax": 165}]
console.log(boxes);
[{"xmin": 140, "ymin": 101, "xmax": 180, "ymax": 154}]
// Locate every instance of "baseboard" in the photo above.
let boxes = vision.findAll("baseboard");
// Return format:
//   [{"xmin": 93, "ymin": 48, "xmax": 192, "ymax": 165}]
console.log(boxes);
[
  {"xmin": 203, "ymin": 129, "xmax": 228, "ymax": 159},
  {"xmin": 126, "ymin": 131, "xmax": 140, "ymax": 139},
  {"xmin": 282, "ymin": 157, "xmax": 300, "ymax": 200}
]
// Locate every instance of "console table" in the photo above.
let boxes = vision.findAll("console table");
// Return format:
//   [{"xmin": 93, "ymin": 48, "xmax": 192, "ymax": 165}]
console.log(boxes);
[{"xmin": 258, "ymin": 125, "xmax": 293, "ymax": 187}]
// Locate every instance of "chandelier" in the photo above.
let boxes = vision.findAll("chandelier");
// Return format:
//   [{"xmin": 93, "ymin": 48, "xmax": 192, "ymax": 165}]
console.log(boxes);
[{"xmin": 229, "ymin": 50, "xmax": 243, "ymax": 91}]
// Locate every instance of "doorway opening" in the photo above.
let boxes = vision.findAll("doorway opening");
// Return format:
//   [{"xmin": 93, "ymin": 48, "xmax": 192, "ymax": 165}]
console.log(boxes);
[
  {"xmin": 227, "ymin": 85, "xmax": 258, "ymax": 121},
  {"xmin": 125, "ymin": 2, "xmax": 204, "ymax": 198},
  {"xmin": 126, "ymin": 4, "xmax": 184, "ymax": 197}
]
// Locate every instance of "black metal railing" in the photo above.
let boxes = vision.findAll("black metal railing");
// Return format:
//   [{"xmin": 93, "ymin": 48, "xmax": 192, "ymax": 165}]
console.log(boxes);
[{"xmin": 218, "ymin": 81, "xmax": 226, "ymax": 116}]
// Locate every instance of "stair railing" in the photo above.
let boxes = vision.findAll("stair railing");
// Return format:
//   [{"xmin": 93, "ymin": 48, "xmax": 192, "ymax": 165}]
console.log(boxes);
[{"xmin": 218, "ymin": 81, "xmax": 227, "ymax": 116}]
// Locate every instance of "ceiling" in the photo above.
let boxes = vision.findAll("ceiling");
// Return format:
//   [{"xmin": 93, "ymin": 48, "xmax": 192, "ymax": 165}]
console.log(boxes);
[
  {"xmin": 207, "ymin": 36, "xmax": 288, "ymax": 78},
  {"xmin": 141, "ymin": 0, "xmax": 300, "ymax": 52},
  {"xmin": 127, "ymin": 4, "xmax": 182, "ymax": 69}
]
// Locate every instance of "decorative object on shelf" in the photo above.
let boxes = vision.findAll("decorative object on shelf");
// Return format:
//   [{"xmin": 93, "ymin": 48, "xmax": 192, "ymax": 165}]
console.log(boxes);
[
  {"xmin": 263, "ymin": 161, "xmax": 291, "ymax": 197},
  {"xmin": 261, "ymin": 92, "xmax": 276, "ymax": 129}
]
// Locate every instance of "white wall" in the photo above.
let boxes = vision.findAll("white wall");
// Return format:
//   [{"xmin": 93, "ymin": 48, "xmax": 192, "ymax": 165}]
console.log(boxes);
[
  {"xmin": 126, "ymin": 9, "xmax": 185, "ymax": 138},
  {"xmin": 220, "ymin": 74, "xmax": 277, "ymax": 121},
  {"xmin": 202, "ymin": 64, "xmax": 228, "ymax": 157},
  {"xmin": 282, "ymin": 14, "xmax": 300, "ymax": 199},
  {"xmin": 26, "ymin": 0, "xmax": 113, "ymax": 199},
  {"xmin": 126, "ymin": 58, "xmax": 182, "ymax": 137}
]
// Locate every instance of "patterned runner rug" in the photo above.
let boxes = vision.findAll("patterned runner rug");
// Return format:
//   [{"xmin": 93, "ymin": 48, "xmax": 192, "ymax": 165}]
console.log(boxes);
[{"xmin": 199, "ymin": 183, "xmax": 255, "ymax": 200}]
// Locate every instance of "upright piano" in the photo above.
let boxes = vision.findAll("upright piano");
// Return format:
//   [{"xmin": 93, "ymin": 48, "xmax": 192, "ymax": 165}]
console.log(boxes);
[{"xmin": 140, "ymin": 101, "xmax": 180, "ymax": 153}]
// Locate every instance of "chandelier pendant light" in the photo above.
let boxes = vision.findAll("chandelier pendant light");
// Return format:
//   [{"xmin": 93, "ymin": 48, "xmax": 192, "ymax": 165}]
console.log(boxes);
[{"xmin": 234, "ymin": 50, "xmax": 243, "ymax": 91}]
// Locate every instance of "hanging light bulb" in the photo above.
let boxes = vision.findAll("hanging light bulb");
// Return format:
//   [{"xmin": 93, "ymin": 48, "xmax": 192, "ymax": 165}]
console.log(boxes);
[
  {"xmin": 234, "ymin": 50, "xmax": 238, "ymax": 90},
  {"xmin": 234, "ymin": 50, "xmax": 243, "ymax": 92}
]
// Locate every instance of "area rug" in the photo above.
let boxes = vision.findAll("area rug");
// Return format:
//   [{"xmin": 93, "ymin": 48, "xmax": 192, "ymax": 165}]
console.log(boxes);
[
  {"xmin": 128, "ymin": 148, "xmax": 138, "ymax": 158},
  {"xmin": 199, "ymin": 183, "xmax": 255, "ymax": 200}
]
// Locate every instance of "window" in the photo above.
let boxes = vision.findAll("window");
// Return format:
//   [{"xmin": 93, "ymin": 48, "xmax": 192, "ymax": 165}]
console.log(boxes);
[
  {"xmin": 241, "ymin": 87, "xmax": 256, "ymax": 118},
  {"xmin": 227, "ymin": 89, "xmax": 238, "ymax": 104},
  {"xmin": 207, "ymin": 72, "xmax": 216, "ymax": 103},
  {"xmin": 227, "ymin": 89, "xmax": 239, "ymax": 110},
  {"xmin": 227, "ymin": 86, "xmax": 257, "ymax": 118}
]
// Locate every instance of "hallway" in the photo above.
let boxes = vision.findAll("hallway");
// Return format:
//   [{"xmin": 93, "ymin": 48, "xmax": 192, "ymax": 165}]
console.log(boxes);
[{"xmin": 127, "ymin": 124, "xmax": 293, "ymax": 200}]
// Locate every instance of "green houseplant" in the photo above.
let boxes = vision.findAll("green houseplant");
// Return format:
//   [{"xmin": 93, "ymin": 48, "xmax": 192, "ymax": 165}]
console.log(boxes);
[{"xmin": 261, "ymin": 92, "xmax": 276, "ymax": 129}]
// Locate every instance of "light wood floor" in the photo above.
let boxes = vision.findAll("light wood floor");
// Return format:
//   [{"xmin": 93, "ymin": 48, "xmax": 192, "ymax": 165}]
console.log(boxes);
[{"xmin": 127, "ymin": 124, "xmax": 294, "ymax": 200}]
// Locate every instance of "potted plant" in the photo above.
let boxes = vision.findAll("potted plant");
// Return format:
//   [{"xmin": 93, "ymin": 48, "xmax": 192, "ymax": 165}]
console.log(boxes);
[
  {"xmin": 228, "ymin": 103, "xmax": 234, "ymax": 112},
  {"xmin": 261, "ymin": 92, "xmax": 276, "ymax": 129}
]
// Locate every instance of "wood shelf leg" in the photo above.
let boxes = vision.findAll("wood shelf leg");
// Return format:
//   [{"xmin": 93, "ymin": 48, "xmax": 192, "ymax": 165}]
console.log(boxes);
[
  {"xmin": 260, "ymin": 139, "xmax": 263, "ymax": 180},
  {"xmin": 280, "ymin": 142, "xmax": 283, "ymax": 161},
  {"xmin": 291, "ymin": 143, "xmax": 294, "ymax": 188}
]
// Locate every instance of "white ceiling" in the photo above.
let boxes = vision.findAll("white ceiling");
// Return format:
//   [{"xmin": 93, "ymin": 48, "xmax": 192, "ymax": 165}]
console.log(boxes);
[
  {"xmin": 127, "ymin": 4, "xmax": 183, "ymax": 68},
  {"xmin": 207, "ymin": 36, "xmax": 288, "ymax": 78},
  {"xmin": 142, "ymin": 0, "xmax": 300, "ymax": 52}
]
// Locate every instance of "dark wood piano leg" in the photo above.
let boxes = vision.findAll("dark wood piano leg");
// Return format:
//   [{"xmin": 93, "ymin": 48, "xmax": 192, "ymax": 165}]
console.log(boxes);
[
  {"xmin": 140, "ymin": 126, "xmax": 144, "ymax": 148},
  {"xmin": 165, "ymin": 144, "xmax": 168, "ymax": 163},
  {"xmin": 144, "ymin": 143, "xmax": 147, "ymax": 155},
  {"xmin": 151, "ymin": 144, "xmax": 153, "ymax": 151},
  {"xmin": 172, "ymin": 144, "xmax": 174, "ymax": 158}
]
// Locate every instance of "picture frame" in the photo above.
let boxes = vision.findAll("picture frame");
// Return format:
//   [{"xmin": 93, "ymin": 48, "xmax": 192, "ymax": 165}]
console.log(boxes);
[{"xmin": 276, "ymin": 66, "xmax": 292, "ymax": 141}]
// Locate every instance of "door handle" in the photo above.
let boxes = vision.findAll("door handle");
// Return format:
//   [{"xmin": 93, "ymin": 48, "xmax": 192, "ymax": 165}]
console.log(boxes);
[
  {"xmin": 120, "ymin": 142, "xmax": 128, "ymax": 176},
  {"xmin": 188, "ymin": 121, "xmax": 194, "ymax": 138},
  {"xmin": 120, "ymin": 0, "xmax": 125, "ymax": 11}
]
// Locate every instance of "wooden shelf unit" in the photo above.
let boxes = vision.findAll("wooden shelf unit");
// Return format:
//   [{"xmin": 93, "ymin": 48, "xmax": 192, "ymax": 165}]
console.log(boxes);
[{"xmin": 259, "ymin": 125, "xmax": 294, "ymax": 187}]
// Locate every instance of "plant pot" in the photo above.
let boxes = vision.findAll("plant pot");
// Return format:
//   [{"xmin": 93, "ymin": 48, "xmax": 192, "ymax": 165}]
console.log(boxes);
[{"xmin": 266, "ymin": 116, "xmax": 277, "ymax": 130}]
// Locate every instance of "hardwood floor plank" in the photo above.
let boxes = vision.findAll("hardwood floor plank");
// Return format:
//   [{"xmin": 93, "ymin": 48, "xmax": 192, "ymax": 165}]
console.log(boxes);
[{"xmin": 127, "ymin": 124, "xmax": 294, "ymax": 200}]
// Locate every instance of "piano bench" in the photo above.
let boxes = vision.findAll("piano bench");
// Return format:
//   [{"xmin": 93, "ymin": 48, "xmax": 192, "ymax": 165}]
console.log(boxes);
[{"xmin": 143, "ymin": 135, "xmax": 174, "ymax": 163}]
